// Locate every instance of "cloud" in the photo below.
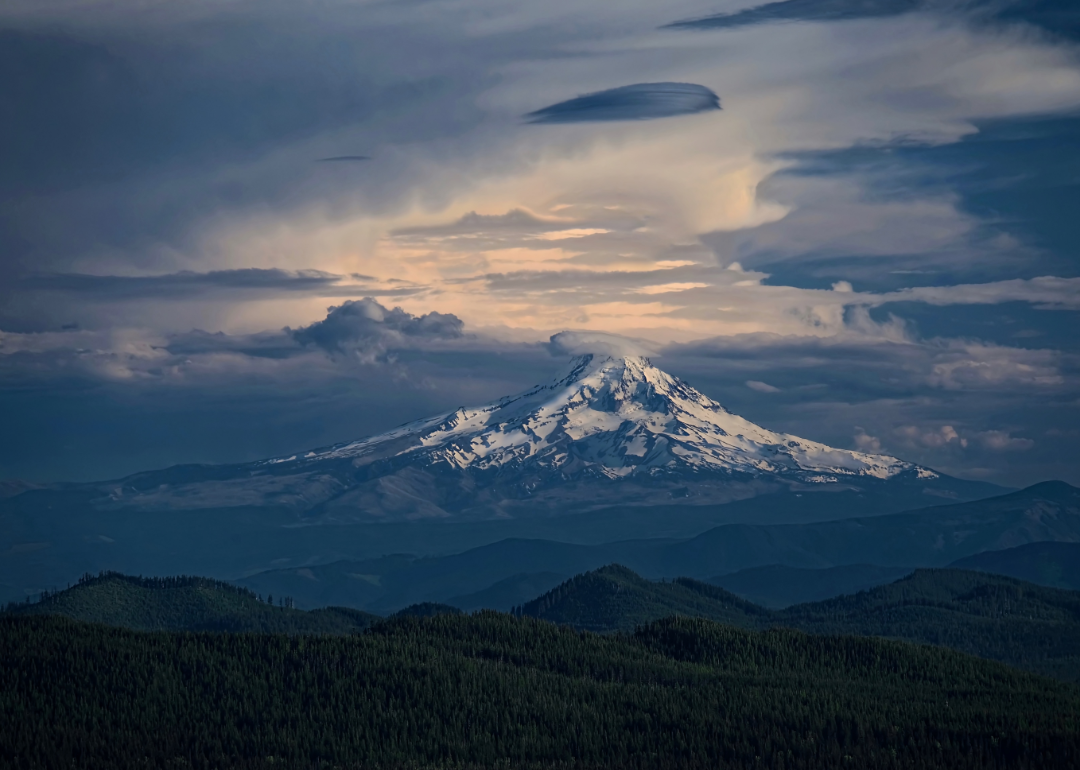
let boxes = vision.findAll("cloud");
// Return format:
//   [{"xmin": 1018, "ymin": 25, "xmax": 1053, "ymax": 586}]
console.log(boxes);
[
  {"xmin": 546, "ymin": 330, "xmax": 658, "ymax": 359},
  {"xmin": 664, "ymin": 0, "xmax": 924, "ymax": 31},
  {"xmin": 316, "ymin": 156, "xmax": 371, "ymax": 162},
  {"xmin": 975, "ymin": 430, "xmax": 1034, "ymax": 451},
  {"xmin": 291, "ymin": 298, "xmax": 465, "ymax": 363},
  {"xmin": 22, "ymin": 269, "xmax": 339, "ymax": 299},
  {"xmin": 663, "ymin": 0, "xmax": 1076, "ymax": 37},
  {"xmin": 874, "ymin": 277, "xmax": 1080, "ymax": 310},
  {"xmin": 853, "ymin": 427, "xmax": 882, "ymax": 453},
  {"xmin": 926, "ymin": 342, "xmax": 1064, "ymax": 390},
  {"xmin": 18, "ymin": 269, "xmax": 422, "ymax": 302},
  {"xmin": 524, "ymin": 83, "xmax": 721, "ymax": 124},
  {"xmin": 894, "ymin": 423, "xmax": 968, "ymax": 449},
  {"xmin": 746, "ymin": 379, "xmax": 781, "ymax": 393}
]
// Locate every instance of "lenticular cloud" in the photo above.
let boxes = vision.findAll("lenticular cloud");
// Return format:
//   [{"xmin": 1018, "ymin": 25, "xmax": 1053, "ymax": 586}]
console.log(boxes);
[{"xmin": 525, "ymin": 82, "xmax": 721, "ymax": 124}]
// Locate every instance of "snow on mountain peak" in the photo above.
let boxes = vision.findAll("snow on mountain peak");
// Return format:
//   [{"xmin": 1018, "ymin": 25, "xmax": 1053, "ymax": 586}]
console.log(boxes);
[{"xmin": 291, "ymin": 353, "xmax": 923, "ymax": 484}]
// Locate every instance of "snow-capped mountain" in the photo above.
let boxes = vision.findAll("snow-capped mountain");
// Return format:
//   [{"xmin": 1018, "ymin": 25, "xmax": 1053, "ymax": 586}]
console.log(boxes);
[
  {"xmin": 94, "ymin": 354, "xmax": 974, "ymax": 520},
  {"xmin": 269, "ymin": 354, "xmax": 925, "ymax": 483}
]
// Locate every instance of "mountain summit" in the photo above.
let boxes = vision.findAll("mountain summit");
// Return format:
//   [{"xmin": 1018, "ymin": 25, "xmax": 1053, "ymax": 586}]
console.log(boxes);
[
  {"xmin": 273, "ymin": 354, "xmax": 921, "ymax": 483},
  {"xmin": 93, "ymin": 354, "xmax": 985, "ymax": 520}
]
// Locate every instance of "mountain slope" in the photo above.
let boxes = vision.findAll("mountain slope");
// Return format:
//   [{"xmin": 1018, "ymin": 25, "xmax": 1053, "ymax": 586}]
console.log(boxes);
[
  {"xmin": 950, "ymin": 541, "xmax": 1080, "ymax": 590},
  {"xmin": 447, "ymin": 571, "xmax": 568, "ymax": 612},
  {"xmin": 653, "ymin": 480, "xmax": 1080, "ymax": 576},
  {"xmin": 69, "ymin": 354, "xmax": 997, "ymax": 520},
  {"xmin": 514, "ymin": 564, "xmax": 770, "ymax": 632},
  {"xmin": 518, "ymin": 565, "xmax": 1080, "ymax": 681},
  {"xmin": 0, "ymin": 354, "xmax": 1005, "ymax": 603},
  {"xmin": 7, "ymin": 613, "xmax": 1079, "ymax": 770},
  {"xmin": 708, "ymin": 564, "xmax": 914, "ymax": 608},
  {"xmin": 233, "ymin": 481, "xmax": 1080, "ymax": 612},
  {"xmin": 781, "ymin": 568, "xmax": 1080, "ymax": 682},
  {"xmin": 5, "ymin": 572, "xmax": 379, "ymax": 633}
]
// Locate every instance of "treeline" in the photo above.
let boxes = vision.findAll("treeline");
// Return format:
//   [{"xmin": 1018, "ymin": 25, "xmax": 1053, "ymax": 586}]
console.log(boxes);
[
  {"xmin": 3, "ymin": 571, "xmax": 298, "ymax": 613},
  {"xmin": 514, "ymin": 565, "xmax": 1080, "ymax": 681},
  {"xmin": 2, "ymin": 572, "xmax": 354, "ymax": 635},
  {"xmin": 3, "ymin": 612, "xmax": 1080, "ymax": 769}
]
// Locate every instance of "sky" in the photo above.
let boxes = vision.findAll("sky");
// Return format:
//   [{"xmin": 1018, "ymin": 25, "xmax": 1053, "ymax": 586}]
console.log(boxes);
[{"xmin": 1, "ymin": 0, "xmax": 1078, "ymax": 487}]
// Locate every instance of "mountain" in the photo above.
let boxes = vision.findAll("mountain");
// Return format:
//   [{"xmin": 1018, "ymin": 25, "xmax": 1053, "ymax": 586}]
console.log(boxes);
[
  {"xmin": 950, "ymin": 541, "xmax": 1080, "ymax": 590},
  {"xmin": 4, "ymin": 572, "xmax": 379, "ymax": 634},
  {"xmin": 8, "ymin": 614, "xmax": 1079, "ymax": 770},
  {"xmin": 517, "ymin": 565, "xmax": 1080, "ymax": 681},
  {"xmin": 707, "ymin": 564, "xmax": 914, "ymax": 608},
  {"xmin": 23, "ymin": 354, "xmax": 998, "ymax": 521},
  {"xmin": 651, "ymin": 480, "xmax": 1080, "ymax": 576},
  {"xmin": 513, "ymin": 564, "xmax": 770, "ymax": 632},
  {"xmin": 390, "ymin": 602, "xmax": 464, "ymax": 618},
  {"xmin": 235, "ymin": 482, "xmax": 1080, "ymax": 611},
  {"xmin": 0, "ymin": 354, "xmax": 1006, "ymax": 602},
  {"xmin": 780, "ymin": 568, "xmax": 1080, "ymax": 682}
]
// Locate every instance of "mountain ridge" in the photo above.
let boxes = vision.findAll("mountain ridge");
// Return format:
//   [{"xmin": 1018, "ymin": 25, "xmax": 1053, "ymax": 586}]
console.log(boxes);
[{"xmin": 516, "ymin": 564, "xmax": 1080, "ymax": 681}]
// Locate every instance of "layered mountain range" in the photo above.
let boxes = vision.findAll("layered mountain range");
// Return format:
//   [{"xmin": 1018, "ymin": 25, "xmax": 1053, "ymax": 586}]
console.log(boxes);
[
  {"xmin": 89, "ymin": 354, "xmax": 991, "ymax": 520},
  {"xmin": 2, "ymin": 353, "xmax": 1021, "ymax": 603}
]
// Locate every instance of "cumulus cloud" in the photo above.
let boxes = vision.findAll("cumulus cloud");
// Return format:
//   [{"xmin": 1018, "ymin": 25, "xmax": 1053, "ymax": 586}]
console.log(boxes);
[
  {"xmin": 524, "ymin": 83, "xmax": 721, "ymax": 124},
  {"xmin": 894, "ymin": 424, "xmax": 968, "ymax": 449},
  {"xmin": 853, "ymin": 427, "xmax": 883, "ymax": 453},
  {"xmin": 291, "ymin": 298, "xmax": 465, "ymax": 363},
  {"xmin": 975, "ymin": 430, "xmax": 1034, "ymax": 452}
]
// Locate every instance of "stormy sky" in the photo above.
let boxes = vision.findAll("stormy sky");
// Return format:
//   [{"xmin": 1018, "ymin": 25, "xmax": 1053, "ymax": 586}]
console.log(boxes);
[{"xmin": 1, "ymin": 0, "xmax": 1078, "ymax": 487}]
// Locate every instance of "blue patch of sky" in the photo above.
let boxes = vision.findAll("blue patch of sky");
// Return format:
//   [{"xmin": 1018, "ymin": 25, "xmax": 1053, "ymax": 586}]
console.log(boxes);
[{"xmin": 861, "ymin": 302, "xmax": 1080, "ymax": 351}]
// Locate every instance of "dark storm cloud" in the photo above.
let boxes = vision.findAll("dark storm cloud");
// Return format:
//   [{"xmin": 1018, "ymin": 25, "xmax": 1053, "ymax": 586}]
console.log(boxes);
[
  {"xmin": 20, "ymin": 269, "xmax": 422, "ymax": 301},
  {"xmin": 291, "ymin": 298, "xmax": 465, "ymax": 362},
  {"xmin": 524, "ymin": 83, "xmax": 720, "ymax": 124},
  {"xmin": 664, "ymin": 0, "xmax": 926, "ymax": 31}
]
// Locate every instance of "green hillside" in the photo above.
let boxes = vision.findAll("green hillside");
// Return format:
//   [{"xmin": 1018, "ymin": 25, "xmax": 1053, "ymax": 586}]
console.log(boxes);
[
  {"xmin": 518, "ymin": 565, "xmax": 1080, "ymax": 681},
  {"xmin": 782, "ymin": 568, "xmax": 1080, "ymax": 682},
  {"xmin": 514, "ymin": 564, "xmax": 771, "ymax": 632},
  {"xmin": 4, "ymin": 612, "xmax": 1079, "ymax": 769},
  {"xmin": 392, "ymin": 601, "xmax": 464, "ymax": 618},
  {"xmin": 5, "ymin": 572, "xmax": 379, "ymax": 634}
]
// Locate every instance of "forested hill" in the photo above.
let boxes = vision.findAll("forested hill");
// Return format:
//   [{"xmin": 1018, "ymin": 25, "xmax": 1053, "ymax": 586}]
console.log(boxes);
[
  {"xmin": 4, "ymin": 572, "xmax": 379, "ymax": 634},
  {"xmin": 513, "ymin": 563, "xmax": 771, "ymax": 632},
  {"xmin": 517, "ymin": 565, "xmax": 1080, "ymax": 681},
  {"xmin": 4, "ymin": 612, "xmax": 1080, "ymax": 769}
]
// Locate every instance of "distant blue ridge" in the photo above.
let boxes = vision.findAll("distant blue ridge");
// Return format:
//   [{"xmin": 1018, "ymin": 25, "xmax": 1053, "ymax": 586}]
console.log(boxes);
[{"xmin": 525, "ymin": 82, "xmax": 721, "ymax": 124}]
